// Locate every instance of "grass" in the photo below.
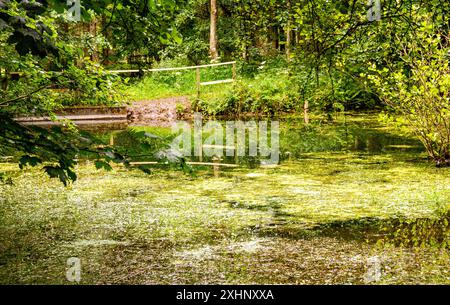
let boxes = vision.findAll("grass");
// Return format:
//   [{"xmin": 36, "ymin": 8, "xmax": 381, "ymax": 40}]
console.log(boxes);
[
  {"xmin": 121, "ymin": 59, "xmax": 299, "ymax": 116},
  {"xmin": 123, "ymin": 65, "xmax": 235, "ymax": 103},
  {"xmin": 1, "ymin": 148, "xmax": 449, "ymax": 284}
]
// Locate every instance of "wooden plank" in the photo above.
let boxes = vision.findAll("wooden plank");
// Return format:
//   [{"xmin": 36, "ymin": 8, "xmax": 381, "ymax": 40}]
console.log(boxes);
[
  {"xmin": 129, "ymin": 161, "xmax": 238, "ymax": 168},
  {"xmin": 15, "ymin": 114, "xmax": 126, "ymax": 122},
  {"xmin": 260, "ymin": 164, "xmax": 279, "ymax": 168},
  {"xmin": 7, "ymin": 71, "xmax": 62, "ymax": 76},
  {"xmin": 213, "ymin": 157, "xmax": 220, "ymax": 178},
  {"xmin": 109, "ymin": 62, "xmax": 237, "ymax": 74},
  {"xmin": 203, "ymin": 144, "xmax": 236, "ymax": 150},
  {"xmin": 196, "ymin": 67, "xmax": 201, "ymax": 107},
  {"xmin": 108, "ymin": 70, "xmax": 140, "ymax": 74},
  {"xmin": 9, "ymin": 62, "xmax": 237, "ymax": 75},
  {"xmin": 18, "ymin": 119, "xmax": 128, "ymax": 126},
  {"xmin": 200, "ymin": 79, "xmax": 234, "ymax": 86},
  {"xmin": 144, "ymin": 61, "xmax": 237, "ymax": 72},
  {"xmin": 129, "ymin": 162, "xmax": 159, "ymax": 165},
  {"xmin": 188, "ymin": 162, "xmax": 238, "ymax": 168}
]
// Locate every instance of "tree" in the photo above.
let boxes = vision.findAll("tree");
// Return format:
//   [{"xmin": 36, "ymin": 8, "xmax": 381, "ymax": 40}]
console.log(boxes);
[
  {"xmin": 209, "ymin": 0, "xmax": 218, "ymax": 60},
  {"xmin": 285, "ymin": 0, "xmax": 291, "ymax": 61},
  {"xmin": 0, "ymin": 0, "xmax": 187, "ymax": 185},
  {"xmin": 368, "ymin": 23, "xmax": 450, "ymax": 167}
]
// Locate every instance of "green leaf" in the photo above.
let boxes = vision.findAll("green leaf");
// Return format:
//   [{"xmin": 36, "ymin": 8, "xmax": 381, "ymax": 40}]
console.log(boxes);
[
  {"xmin": 95, "ymin": 160, "xmax": 113, "ymax": 171},
  {"xmin": 19, "ymin": 155, "xmax": 42, "ymax": 169}
]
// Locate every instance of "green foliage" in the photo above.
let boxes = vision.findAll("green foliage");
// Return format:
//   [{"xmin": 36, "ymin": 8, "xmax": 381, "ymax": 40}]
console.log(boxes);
[
  {"xmin": 383, "ymin": 214, "xmax": 450, "ymax": 249},
  {"xmin": 0, "ymin": 1, "xmax": 186, "ymax": 184},
  {"xmin": 55, "ymin": 0, "xmax": 183, "ymax": 62},
  {"xmin": 0, "ymin": 1, "xmax": 123, "ymax": 184},
  {"xmin": 205, "ymin": 73, "xmax": 300, "ymax": 116},
  {"xmin": 2, "ymin": 114, "xmax": 82, "ymax": 185},
  {"xmin": 368, "ymin": 22, "xmax": 450, "ymax": 167}
]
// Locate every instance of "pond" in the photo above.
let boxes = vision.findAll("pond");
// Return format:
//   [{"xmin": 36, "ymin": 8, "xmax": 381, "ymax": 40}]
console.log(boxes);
[
  {"xmin": 0, "ymin": 113, "xmax": 449, "ymax": 284},
  {"xmin": 83, "ymin": 112, "xmax": 425, "ymax": 166}
]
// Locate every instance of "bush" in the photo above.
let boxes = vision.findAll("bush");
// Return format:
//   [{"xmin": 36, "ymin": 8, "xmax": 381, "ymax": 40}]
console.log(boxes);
[
  {"xmin": 199, "ymin": 61, "xmax": 302, "ymax": 116},
  {"xmin": 368, "ymin": 23, "xmax": 450, "ymax": 167}
]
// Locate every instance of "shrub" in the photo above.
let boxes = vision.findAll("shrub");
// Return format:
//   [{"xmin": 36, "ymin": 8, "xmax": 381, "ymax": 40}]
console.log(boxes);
[{"xmin": 368, "ymin": 23, "xmax": 450, "ymax": 167}]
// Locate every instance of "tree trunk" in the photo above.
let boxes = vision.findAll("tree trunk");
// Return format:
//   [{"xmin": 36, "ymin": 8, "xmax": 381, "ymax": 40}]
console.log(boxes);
[
  {"xmin": 209, "ymin": 0, "xmax": 219, "ymax": 60},
  {"xmin": 89, "ymin": 19, "xmax": 98, "ymax": 62},
  {"xmin": 286, "ymin": 29, "xmax": 291, "ymax": 60},
  {"xmin": 304, "ymin": 100, "xmax": 309, "ymax": 125},
  {"xmin": 286, "ymin": 0, "xmax": 292, "ymax": 61},
  {"xmin": 102, "ymin": 16, "xmax": 112, "ymax": 65},
  {"xmin": 2, "ymin": 69, "xmax": 8, "ymax": 91},
  {"xmin": 270, "ymin": 26, "xmax": 279, "ymax": 51}
]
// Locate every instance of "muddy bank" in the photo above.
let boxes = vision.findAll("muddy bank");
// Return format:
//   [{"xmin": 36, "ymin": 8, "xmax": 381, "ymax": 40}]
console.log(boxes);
[
  {"xmin": 126, "ymin": 96, "xmax": 192, "ymax": 126},
  {"xmin": 14, "ymin": 97, "xmax": 192, "ymax": 129}
]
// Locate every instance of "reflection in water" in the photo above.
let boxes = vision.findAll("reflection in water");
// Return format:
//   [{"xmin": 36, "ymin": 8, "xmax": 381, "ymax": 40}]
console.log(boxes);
[{"xmin": 85, "ymin": 114, "xmax": 424, "ymax": 166}]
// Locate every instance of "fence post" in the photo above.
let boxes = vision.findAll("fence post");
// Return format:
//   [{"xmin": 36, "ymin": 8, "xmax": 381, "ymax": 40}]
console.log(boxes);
[
  {"xmin": 235, "ymin": 142, "xmax": 239, "ymax": 164},
  {"xmin": 212, "ymin": 155, "xmax": 221, "ymax": 178},
  {"xmin": 304, "ymin": 100, "xmax": 309, "ymax": 125},
  {"xmin": 196, "ymin": 67, "xmax": 201, "ymax": 111},
  {"xmin": 109, "ymin": 132, "xmax": 115, "ymax": 146},
  {"xmin": 198, "ymin": 144, "xmax": 203, "ymax": 162},
  {"xmin": 195, "ymin": 112, "xmax": 203, "ymax": 162},
  {"xmin": 232, "ymin": 62, "xmax": 236, "ymax": 81}
]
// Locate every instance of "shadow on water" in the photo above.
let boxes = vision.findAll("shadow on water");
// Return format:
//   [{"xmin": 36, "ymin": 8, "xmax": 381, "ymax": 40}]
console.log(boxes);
[
  {"xmin": 223, "ymin": 196, "xmax": 294, "ymax": 221},
  {"xmin": 241, "ymin": 212, "xmax": 450, "ymax": 249},
  {"xmin": 280, "ymin": 115, "xmax": 424, "ymax": 159}
]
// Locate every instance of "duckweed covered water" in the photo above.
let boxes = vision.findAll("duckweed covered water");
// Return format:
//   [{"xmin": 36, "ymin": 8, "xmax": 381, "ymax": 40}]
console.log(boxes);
[{"xmin": 0, "ymin": 114, "xmax": 449, "ymax": 284}]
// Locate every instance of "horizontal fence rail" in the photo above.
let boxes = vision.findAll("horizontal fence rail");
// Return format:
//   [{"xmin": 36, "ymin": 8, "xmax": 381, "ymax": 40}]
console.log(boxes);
[
  {"xmin": 2, "ymin": 61, "xmax": 237, "ymax": 76},
  {"xmin": 108, "ymin": 61, "xmax": 237, "ymax": 74}
]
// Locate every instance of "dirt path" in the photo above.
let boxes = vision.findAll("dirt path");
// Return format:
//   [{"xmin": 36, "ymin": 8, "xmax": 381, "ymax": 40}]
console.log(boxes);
[
  {"xmin": 14, "ymin": 97, "xmax": 192, "ymax": 129},
  {"xmin": 127, "ymin": 97, "xmax": 192, "ymax": 126}
]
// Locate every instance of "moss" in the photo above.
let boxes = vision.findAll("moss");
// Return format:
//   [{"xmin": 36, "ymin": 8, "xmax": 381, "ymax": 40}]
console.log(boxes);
[
  {"xmin": 0, "ymin": 115, "xmax": 449, "ymax": 284},
  {"xmin": 0, "ymin": 150, "xmax": 449, "ymax": 284}
]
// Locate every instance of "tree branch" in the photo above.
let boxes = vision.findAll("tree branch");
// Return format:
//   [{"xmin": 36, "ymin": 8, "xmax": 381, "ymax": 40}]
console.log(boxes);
[{"xmin": 0, "ymin": 84, "xmax": 50, "ymax": 106}]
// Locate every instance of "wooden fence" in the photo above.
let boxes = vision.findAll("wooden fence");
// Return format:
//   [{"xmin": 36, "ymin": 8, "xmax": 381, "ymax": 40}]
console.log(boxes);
[
  {"xmin": 109, "ymin": 61, "xmax": 237, "ymax": 106},
  {"xmin": 2, "ymin": 61, "xmax": 237, "ymax": 103}
]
